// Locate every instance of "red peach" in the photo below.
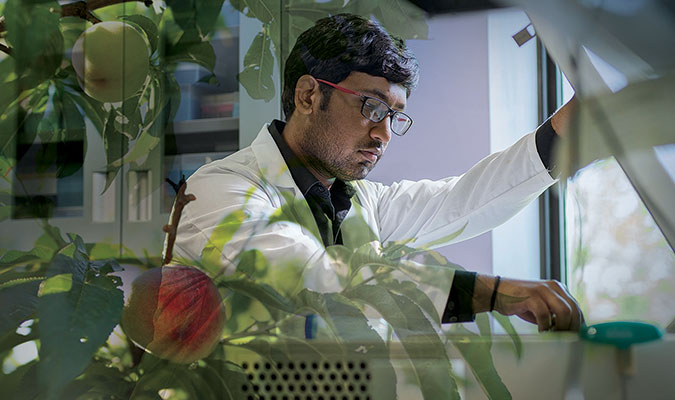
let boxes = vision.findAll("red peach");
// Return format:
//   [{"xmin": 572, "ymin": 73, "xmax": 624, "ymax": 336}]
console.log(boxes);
[{"xmin": 121, "ymin": 265, "xmax": 225, "ymax": 363}]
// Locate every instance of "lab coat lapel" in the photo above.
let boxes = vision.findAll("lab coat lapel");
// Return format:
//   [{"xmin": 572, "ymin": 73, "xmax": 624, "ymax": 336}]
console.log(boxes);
[
  {"xmin": 250, "ymin": 124, "xmax": 323, "ymax": 241},
  {"xmin": 250, "ymin": 124, "xmax": 303, "ymax": 200}
]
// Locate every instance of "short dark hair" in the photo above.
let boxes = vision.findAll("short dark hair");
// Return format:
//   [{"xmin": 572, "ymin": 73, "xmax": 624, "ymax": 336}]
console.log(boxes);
[{"xmin": 282, "ymin": 14, "xmax": 419, "ymax": 120}]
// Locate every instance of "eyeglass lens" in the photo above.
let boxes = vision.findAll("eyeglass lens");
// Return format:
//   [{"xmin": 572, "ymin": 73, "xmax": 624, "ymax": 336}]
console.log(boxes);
[{"xmin": 362, "ymin": 98, "xmax": 412, "ymax": 135}]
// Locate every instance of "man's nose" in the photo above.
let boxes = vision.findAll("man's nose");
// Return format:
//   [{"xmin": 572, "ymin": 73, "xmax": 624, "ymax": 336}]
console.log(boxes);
[{"xmin": 370, "ymin": 115, "xmax": 392, "ymax": 145}]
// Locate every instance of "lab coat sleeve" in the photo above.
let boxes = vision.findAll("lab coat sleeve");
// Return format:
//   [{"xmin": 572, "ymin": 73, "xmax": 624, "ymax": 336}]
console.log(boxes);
[{"xmin": 359, "ymin": 130, "xmax": 556, "ymax": 248}]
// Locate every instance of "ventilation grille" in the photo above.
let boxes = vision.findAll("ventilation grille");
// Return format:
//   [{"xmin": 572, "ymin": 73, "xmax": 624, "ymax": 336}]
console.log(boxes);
[{"xmin": 241, "ymin": 360, "xmax": 372, "ymax": 400}]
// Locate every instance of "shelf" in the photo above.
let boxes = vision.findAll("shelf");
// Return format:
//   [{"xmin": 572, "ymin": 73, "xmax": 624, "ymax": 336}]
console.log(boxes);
[{"xmin": 172, "ymin": 117, "xmax": 239, "ymax": 134}]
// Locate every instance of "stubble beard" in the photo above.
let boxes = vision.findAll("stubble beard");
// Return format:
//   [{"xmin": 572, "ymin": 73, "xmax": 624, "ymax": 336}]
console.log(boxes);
[{"xmin": 299, "ymin": 110, "xmax": 380, "ymax": 182}]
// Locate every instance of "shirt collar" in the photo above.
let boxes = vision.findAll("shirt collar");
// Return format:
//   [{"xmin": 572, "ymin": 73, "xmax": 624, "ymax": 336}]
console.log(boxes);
[{"xmin": 268, "ymin": 119, "xmax": 355, "ymax": 199}]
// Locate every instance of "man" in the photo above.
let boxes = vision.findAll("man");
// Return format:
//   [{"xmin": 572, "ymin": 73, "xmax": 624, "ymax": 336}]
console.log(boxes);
[{"xmin": 171, "ymin": 14, "xmax": 583, "ymax": 333}]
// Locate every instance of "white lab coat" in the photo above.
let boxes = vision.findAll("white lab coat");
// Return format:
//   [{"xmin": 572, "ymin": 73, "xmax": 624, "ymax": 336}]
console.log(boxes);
[{"xmin": 170, "ymin": 123, "xmax": 555, "ymax": 320}]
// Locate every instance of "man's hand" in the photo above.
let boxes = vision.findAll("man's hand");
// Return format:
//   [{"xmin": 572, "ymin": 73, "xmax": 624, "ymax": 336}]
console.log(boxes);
[
  {"xmin": 550, "ymin": 95, "xmax": 577, "ymax": 136},
  {"xmin": 473, "ymin": 274, "xmax": 584, "ymax": 332}
]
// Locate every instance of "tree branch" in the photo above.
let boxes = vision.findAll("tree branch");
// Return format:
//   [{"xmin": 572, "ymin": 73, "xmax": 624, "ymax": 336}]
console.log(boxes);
[
  {"xmin": 0, "ymin": 1, "xmax": 152, "ymax": 34},
  {"xmin": 0, "ymin": 42, "xmax": 11, "ymax": 56},
  {"xmin": 162, "ymin": 180, "xmax": 196, "ymax": 265},
  {"xmin": 60, "ymin": 1, "xmax": 102, "ymax": 24}
]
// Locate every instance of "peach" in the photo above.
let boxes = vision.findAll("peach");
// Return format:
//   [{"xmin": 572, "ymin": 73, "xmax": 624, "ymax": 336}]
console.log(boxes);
[
  {"xmin": 71, "ymin": 21, "xmax": 150, "ymax": 103},
  {"xmin": 121, "ymin": 265, "xmax": 225, "ymax": 363}
]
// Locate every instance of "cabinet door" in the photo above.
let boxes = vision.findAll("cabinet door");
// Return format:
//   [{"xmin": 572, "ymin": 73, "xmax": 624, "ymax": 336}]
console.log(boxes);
[
  {"xmin": 119, "ymin": 3, "xmax": 281, "ymax": 262},
  {"xmin": 0, "ymin": 69, "xmax": 122, "ymax": 259}
]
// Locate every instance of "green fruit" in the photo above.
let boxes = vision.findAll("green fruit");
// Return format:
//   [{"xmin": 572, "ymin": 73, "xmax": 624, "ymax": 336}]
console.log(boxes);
[
  {"xmin": 121, "ymin": 265, "xmax": 226, "ymax": 364},
  {"xmin": 71, "ymin": 21, "xmax": 150, "ymax": 103}
]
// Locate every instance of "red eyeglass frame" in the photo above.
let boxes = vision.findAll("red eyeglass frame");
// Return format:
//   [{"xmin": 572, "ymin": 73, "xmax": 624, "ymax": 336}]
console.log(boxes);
[{"xmin": 315, "ymin": 78, "xmax": 413, "ymax": 136}]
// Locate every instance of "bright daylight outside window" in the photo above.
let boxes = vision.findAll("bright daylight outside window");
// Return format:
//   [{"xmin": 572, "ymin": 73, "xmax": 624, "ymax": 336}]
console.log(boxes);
[{"xmin": 562, "ymin": 78, "xmax": 675, "ymax": 328}]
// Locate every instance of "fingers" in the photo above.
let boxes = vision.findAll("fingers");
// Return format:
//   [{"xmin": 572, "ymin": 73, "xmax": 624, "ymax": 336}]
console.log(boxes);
[
  {"xmin": 495, "ymin": 278, "xmax": 584, "ymax": 332},
  {"xmin": 526, "ymin": 296, "xmax": 554, "ymax": 332},
  {"xmin": 546, "ymin": 280, "xmax": 584, "ymax": 331}
]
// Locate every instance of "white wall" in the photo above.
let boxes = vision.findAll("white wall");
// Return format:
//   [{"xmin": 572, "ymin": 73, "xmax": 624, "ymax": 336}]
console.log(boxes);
[
  {"xmin": 369, "ymin": 9, "xmax": 543, "ymax": 285},
  {"xmin": 487, "ymin": 9, "xmax": 541, "ymax": 282},
  {"xmin": 367, "ymin": 12, "xmax": 494, "ymax": 275}
]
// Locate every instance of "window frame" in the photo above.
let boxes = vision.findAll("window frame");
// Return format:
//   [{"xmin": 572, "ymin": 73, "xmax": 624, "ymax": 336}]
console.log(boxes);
[{"xmin": 537, "ymin": 39, "xmax": 566, "ymax": 282}]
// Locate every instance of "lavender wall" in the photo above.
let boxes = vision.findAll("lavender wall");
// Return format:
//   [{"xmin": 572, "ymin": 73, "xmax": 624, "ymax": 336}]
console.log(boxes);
[{"xmin": 367, "ymin": 12, "xmax": 493, "ymax": 275}]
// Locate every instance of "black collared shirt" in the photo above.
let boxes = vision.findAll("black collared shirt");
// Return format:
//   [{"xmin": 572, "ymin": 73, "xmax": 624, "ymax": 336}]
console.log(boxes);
[
  {"xmin": 268, "ymin": 120, "xmax": 355, "ymax": 246},
  {"xmin": 268, "ymin": 118, "xmax": 558, "ymax": 323}
]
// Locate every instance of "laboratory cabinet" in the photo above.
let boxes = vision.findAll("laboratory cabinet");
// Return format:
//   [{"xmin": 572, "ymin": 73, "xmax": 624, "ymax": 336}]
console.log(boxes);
[{"xmin": 0, "ymin": 3, "xmax": 280, "ymax": 261}]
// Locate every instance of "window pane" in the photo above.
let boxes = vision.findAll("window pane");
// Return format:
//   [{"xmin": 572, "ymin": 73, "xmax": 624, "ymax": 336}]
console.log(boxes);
[{"xmin": 565, "ymin": 158, "xmax": 675, "ymax": 326}]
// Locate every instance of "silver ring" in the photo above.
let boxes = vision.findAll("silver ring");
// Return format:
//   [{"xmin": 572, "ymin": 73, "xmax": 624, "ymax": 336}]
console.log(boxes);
[{"xmin": 550, "ymin": 313, "xmax": 557, "ymax": 329}]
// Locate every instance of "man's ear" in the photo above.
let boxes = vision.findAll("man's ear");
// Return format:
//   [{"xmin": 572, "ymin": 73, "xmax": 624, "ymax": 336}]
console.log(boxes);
[{"xmin": 294, "ymin": 75, "xmax": 321, "ymax": 115}]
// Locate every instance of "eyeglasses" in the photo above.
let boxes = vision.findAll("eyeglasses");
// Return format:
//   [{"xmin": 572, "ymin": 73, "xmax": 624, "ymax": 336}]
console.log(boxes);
[{"xmin": 316, "ymin": 78, "xmax": 413, "ymax": 136}]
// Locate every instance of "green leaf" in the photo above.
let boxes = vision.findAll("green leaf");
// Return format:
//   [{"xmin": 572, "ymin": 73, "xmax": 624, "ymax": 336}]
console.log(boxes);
[
  {"xmin": 237, "ymin": 30, "xmax": 275, "ymax": 101},
  {"xmin": 380, "ymin": 279, "xmax": 441, "ymax": 326},
  {"xmin": 196, "ymin": 0, "xmax": 227, "ymax": 36},
  {"xmin": 121, "ymin": 14, "xmax": 160, "ymax": 55},
  {"xmin": 198, "ymin": 73, "xmax": 219, "ymax": 85},
  {"xmin": 448, "ymin": 325, "xmax": 512, "ymax": 400},
  {"xmin": 37, "ymin": 273, "xmax": 72, "ymax": 296},
  {"xmin": 129, "ymin": 362, "xmax": 186, "ymax": 399},
  {"xmin": 422, "ymin": 222, "xmax": 467, "ymax": 249},
  {"xmin": 0, "ymin": 223, "xmax": 66, "ymax": 267},
  {"xmin": 4, "ymin": 0, "xmax": 64, "ymax": 82},
  {"xmin": 0, "ymin": 281, "xmax": 40, "ymax": 337},
  {"xmin": 0, "ymin": 361, "xmax": 41, "ymax": 400},
  {"xmin": 165, "ymin": 38, "xmax": 217, "ymax": 72},
  {"xmin": 235, "ymin": 248, "xmax": 269, "ymax": 278},
  {"xmin": 164, "ymin": 72, "xmax": 182, "ymax": 123},
  {"xmin": 381, "ymin": 224, "xmax": 467, "ymax": 262},
  {"xmin": 228, "ymin": 334, "xmax": 327, "ymax": 367},
  {"xmin": 109, "ymin": 129, "xmax": 161, "ymax": 168},
  {"xmin": 55, "ymin": 92, "xmax": 87, "ymax": 178},
  {"xmin": 396, "ymin": 259, "xmax": 456, "ymax": 292},
  {"xmin": 0, "ymin": 193, "xmax": 10, "ymax": 231},
  {"xmin": 0, "ymin": 100, "xmax": 20, "ymax": 159},
  {"xmin": 117, "ymin": 94, "xmax": 144, "ymax": 139},
  {"xmin": 0, "ymin": 250, "xmax": 40, "ymax": 269},
  {"xmin": 165, "ymin": 0, "xmax": 226, "ymax": 39},
  {"xmin": 267, "ymin": 190, "xmax": 321, "ymax": 243},
  {"xmin": 0, "ymin": 155, "xmax": 15, "ymax": 179},
  {"xmin": 0, "ymin": 329, "xmax": 38, "ymax": 357},
  {"xmin": 373, "ymin": 0, "xmax": 429, "ymax": 40},
  {"xmin": 295, "ymin": 290, "xmax": 395, "ymax": 386},
  {"xmin": 348, "ymin": 242, "xmax": 399, "ymax": 279},
  {"xmin": 62, "ymin": 86, "xmax": 107, "ymax": 134},
  {"xmin": 230, "ymin": 0, "xmax": 278, "ymax": 24},
  {"xmin": 38, "ymin": 223, "xmax": 68, "ymax": 253},
  {"xmin": 102, "ymin": 108, "xmax": 127, "ymax": 191},
  {"xmin": 58, "ymin": 359, "xmax": 132, "ymax": 400},
  {"xmin": 218, "ymin": 277, "xmax": 296, "ymax": 313},
  {"xmin": 340, "ymin": 0, "xmax": 379, "ymax": 17},
  {"xmin": 345, "ymin": 285, "xmax": 459, "ymax": 399},
  {"xmin": 165, "ymin": 0, "xmax": 199, "ymax": 38},
  {"xmin": 200, "ymin": 209, "xmax": 247, "ymax": 275},
  {"xmin": 340, "ymin": 201, "xmax": 379, "ymax": 250},
  {"xmin": 200, "ymin": 359, "xmax": 251, "ymax": 400},
  {"xmin": 37, "ymin": 267, "xmax": 123, "ymax": 399},
  {"xmin": 492, "ymin": 312, "xmax": 523, "ymax": 360},
  {"xmin": 476, "ymin": 313, "xmax": 492, "ymax": 350},
  {"xmin": 0, "ymin": 57, "xmax": 19, "ymax": 115}
]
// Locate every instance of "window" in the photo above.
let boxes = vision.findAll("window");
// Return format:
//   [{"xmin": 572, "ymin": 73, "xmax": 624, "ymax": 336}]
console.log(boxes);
[{"xmin": 561, "ymin": 78, "xmax": 675, "ymax": 327}]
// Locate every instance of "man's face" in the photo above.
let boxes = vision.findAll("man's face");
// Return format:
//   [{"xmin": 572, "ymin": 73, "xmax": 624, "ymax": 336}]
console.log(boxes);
[{"xmin": 298, "ymin": 72, "xmax": 408, "ymax": 182}]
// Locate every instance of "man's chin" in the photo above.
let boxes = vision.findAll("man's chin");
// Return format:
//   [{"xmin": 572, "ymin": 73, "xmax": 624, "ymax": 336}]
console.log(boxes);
[{"xmin": 339, "ymin": 165, "xmax": 373, "ymax": 181}]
